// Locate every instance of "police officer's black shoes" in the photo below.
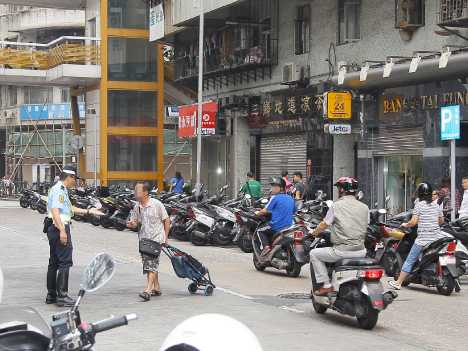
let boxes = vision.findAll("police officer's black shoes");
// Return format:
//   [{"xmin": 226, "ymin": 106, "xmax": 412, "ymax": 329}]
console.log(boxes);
[
  {"xmin": 55, "ymin": 272, "xmax": 76, "ymax": 307},
  {"xmin": 45, "ymin": 273, "xmax": 57, "ymax": 304}
]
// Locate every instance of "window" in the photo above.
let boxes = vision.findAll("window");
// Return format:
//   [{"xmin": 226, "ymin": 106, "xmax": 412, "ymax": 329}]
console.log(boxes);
[
  {"xmin": 108, "ymin": 0, "xmax": 149, "ymax": 30},
  {"xmin": 396, "ymin": 0, "xmax": 424, "ymax": 28},
  {"xmin": 107, "ymin": 135, "xmax": 157, "ymax": 172},
  {"xmin": 295, "ymin": 5, "xmax": 310, "ymax": 54},
  {"xmin": 23, "ymin": 87, "xmax": 53, "ymax": 104},
  {"xmin": 108, "ymin": 38, "xmax": 157, "ymax": 82},
  {"xmin": 61, "ymin": 88, "xmax": 70, "ymax": 103},
  {"xmin": 9, "ymin": 87, "xmax": 17, "ymax": 106},
  {"xmin": 338, "ymin": 0, "xmax": 361, "ymax": 44},
  {"xmin": 108, "ymin": 91, "xmax": 157, "ymax": 127}
]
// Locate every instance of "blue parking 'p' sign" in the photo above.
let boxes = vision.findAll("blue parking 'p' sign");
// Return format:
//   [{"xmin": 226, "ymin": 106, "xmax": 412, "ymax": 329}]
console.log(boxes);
[{"xmin": 441, "ymin": 105, "xmax": 460, "ymax": 141}]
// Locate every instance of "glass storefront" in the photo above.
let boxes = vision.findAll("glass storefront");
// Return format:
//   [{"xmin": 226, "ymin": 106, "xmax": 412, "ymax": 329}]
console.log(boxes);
[
  {"xmin": 107, "ymin": 135, "xmax": 157, "ymax": 172},
  {"xmin": 108, "ymin": 0, "xmax": 149, "ymax": 30},
  {"xmin": 107, "ymin": 179, "xmax": 157, "ymax": 189},
  {"xmin": 108, "ymin": 38, "xmax": 157, "ymax": 82},
  {"xmin": 108, "ymin": 91, "xmax": 157, "ymax": 127},
  {"xmin": 382, "ymin": 155, "xmax": 423, "ymax": 215}
]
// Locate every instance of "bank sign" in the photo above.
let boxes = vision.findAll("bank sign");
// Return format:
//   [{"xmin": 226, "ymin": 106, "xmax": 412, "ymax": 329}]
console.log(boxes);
[
  {"xmin": 21, "ymin": 103, "xmax": 85, "ymax": 120},
  {"xmin": 178, "ymin": 102, "xmax": 217, "ymax": 137},
  {"xmin": 441, "ymin": 105, "xmax": 460, "ymax": 140}
]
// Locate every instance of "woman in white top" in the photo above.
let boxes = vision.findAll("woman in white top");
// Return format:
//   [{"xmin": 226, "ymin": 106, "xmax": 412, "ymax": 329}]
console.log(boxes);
[{"xmin": 389, "ymin": 182, "xmax": 444, "ymax": 290}]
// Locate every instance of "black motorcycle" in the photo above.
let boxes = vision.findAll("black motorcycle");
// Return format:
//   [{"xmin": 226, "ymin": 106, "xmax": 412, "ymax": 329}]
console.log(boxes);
[{"xmin": 0, "ymin": 253, "xmax": 136, "ymax": 351}]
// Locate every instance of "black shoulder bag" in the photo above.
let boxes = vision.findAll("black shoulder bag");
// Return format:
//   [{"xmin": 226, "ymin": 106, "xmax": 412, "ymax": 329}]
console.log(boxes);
[{"xmin": 138, "ymin": 206, "xmax": 162, "ymax": 258}]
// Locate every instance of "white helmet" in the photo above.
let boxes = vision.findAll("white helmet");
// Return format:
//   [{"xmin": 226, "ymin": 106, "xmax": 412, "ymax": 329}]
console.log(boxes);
[{"xmin": 159, "ymin": 313, "xmax": 263, "ymax": 351}]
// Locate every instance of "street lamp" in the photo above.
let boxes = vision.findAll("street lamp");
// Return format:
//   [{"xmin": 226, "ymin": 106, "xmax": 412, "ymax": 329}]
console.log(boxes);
[{"xmin": 195, "ymin": 0, "xmax": 205, "ymax": 196}]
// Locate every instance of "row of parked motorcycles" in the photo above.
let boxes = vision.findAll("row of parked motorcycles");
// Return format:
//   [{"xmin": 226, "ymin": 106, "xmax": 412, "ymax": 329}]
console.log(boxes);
[{"xmin": 18, "ymin": 182, "xmax": 468, "ymax": 330}]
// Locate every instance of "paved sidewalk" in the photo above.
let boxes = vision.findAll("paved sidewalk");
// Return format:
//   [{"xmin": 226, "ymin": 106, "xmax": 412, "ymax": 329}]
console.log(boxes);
[{"xmin": 0, "ymin": 225, "xmax": 438, "ymax": 351}]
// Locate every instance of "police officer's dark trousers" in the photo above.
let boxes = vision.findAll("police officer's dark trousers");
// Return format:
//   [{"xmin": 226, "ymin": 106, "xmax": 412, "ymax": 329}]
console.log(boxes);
[{"xmin": 46, "ymin": 223, "xmax": 73, "ymax": 306}]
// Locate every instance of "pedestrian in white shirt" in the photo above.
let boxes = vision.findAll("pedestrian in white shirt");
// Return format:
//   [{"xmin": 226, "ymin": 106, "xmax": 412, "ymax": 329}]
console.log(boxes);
[{"xmin": 459, "ymin": 177, "xmax": 468, "ymax": 219}]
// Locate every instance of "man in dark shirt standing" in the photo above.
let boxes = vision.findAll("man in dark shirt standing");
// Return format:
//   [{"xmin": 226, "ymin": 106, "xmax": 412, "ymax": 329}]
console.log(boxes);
[{"xmin": 293, "ymin": 172, "xmax": 306, "ymax": 200}]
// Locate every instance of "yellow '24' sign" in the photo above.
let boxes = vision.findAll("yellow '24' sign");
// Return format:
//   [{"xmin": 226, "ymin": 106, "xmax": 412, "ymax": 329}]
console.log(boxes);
[{"xmin": 326, "ymin": 92, "xmax": 352, "ymax": 119}]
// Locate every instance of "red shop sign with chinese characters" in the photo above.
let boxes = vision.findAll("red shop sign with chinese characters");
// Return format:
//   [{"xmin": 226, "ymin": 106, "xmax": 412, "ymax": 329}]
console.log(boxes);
[{"xmin": 178, "ymin": 102, "xmax": 217, "ymax": 138}]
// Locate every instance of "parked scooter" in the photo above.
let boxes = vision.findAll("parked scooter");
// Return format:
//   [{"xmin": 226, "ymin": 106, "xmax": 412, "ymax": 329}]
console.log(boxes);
[
  {"xmin": 0, "ymin": 253, "xmax": 137, "ymax": 351},
  {"xmin": 19, "ymin": 188, "xmax": 37, "ymax": 208},
  {"xmin": 309, "ymin": 233, "xmax": 397, "ymax": 330}
]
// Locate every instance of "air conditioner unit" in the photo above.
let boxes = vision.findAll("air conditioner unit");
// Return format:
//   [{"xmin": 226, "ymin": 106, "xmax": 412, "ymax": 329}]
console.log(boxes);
[{"xmin": 282, "ymin": 63, "xmax": 301, "ymax": 84}]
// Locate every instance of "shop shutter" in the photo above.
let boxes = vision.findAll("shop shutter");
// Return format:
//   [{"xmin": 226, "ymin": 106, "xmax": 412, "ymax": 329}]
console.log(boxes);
[
  {"xmin": 259, "ymin": 132, "xmax": 307, "ymax": 192},
  {"xmin": 370, "ymin": 125, "xmax": 423, "ymax": 156}
]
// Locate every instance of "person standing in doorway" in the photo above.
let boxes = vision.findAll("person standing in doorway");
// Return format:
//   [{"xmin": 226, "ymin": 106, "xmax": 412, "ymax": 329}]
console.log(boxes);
[
  {"xmin": 293, "ymin": 172, "xmax": 306, "ymax": 200},
  {"xmin": 438, "ymin": 176, "xmax": 461, "ymax": 215},
  {"xmin": 46, "ymin": 165, "xmax": 104, "ymax": 307},
  {"xmin": 240, "ymin": 172, "xmax": 263, "ymax": 200},
  {"xmin": 282, "ymin": 171, "xmax": 293, "ymax": 192},
  {"xmin": 126, "ymin": 181, "xmax": 170, "ymax": 301},
  {"xmin": 169, "ymin": 171, "xmax": 184, "ymax": 194}
]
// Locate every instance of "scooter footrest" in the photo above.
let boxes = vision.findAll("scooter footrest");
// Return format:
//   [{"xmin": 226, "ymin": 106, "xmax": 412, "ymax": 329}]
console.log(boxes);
[{"xmin": 327, "ymin": 292, "xmax": 338, "ymax": 297}]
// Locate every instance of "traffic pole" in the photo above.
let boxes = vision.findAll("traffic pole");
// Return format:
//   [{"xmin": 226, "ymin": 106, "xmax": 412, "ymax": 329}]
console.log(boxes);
[
  {"xmin": 451, "ymin": 139, "xmax": 456, "ymax": 222},
  {"xmin": 195, "ymin": 0, "xmax": 204, "ymax": 196}
]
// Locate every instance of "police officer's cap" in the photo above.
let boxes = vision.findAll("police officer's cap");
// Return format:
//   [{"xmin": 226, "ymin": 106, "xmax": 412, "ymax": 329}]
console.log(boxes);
[{"xmin": 62, "ymin": 165, "xmax": 82, "ymax": 179}]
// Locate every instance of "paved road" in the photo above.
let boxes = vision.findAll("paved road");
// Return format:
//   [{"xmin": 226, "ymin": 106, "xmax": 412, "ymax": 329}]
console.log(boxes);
[{"xmin": 1, "ymin": 201, "xmax": 467, "ymax": 350}]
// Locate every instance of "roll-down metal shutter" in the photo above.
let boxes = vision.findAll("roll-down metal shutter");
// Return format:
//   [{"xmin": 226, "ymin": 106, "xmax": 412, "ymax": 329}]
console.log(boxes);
[
  {"xmin": 370, "ymin": 125, "xmax": 423, "ymax": 156},
  {"xmin": 259, "ymin": 133, "xmax": 307, "ymax": 191}
]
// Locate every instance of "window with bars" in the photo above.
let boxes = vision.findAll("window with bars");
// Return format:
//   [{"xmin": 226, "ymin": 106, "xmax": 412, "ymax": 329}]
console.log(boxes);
[
  {"xmin": 23, "ymin": 87, "xmax": 53, "ymax": 105},
  {"xmin": 295, "ymin": 5, "xmax": 310, "ymax": 54},
  {"xmin": 338, "ymin": 0, "xmax": 361, "ymax": 44}
]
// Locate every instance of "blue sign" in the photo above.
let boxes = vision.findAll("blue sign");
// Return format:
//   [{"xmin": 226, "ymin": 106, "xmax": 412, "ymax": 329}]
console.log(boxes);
[
  {"xmin": 20, "ymin": 103, "xmax": 86, "ymax": 120},
  {"xmin": 441, "ymin": 105, "xmax": 460, "ymax": 141}
]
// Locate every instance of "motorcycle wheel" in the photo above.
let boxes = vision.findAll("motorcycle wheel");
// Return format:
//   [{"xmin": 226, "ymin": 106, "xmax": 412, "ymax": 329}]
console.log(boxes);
[
  {"xmin": 171, "ymin": 227, "xmax": 188, "ymax": 241},
  {"xmin": 90, "ymin": 215, "xmax": 101, "ymax": 226},
  {"xmin": 190, "ymin": 232, "xmax": 207, "ymax": 246},
  {"xmin": 37, "ymin": 205, "xmax": 47, "ymax": 214},
  {"xmin": 100, "ymin": 216, "xmax": 113, "ymax": 228},
  {"xmin": 30, "ymin": 202, "xmax": 38, "ymax": 210},
  {"xmin": 382, "ymin": 252, "xmax": 397, "ymax": 277},
  {"xmin": 212, "ymin": 226, "xmax": 233, "ymax": 246},
  {"xmin": 286, "ymin": 256, "xmax": 302, "ymax": 278},
  {"xmin": 114, "ymin": 219, "xmax": 127, "ymax": 231},
  {"xmin": 357, "ymin": 300, "xmax": 379, "ymax": 330},
  {"xmin": 253, "ymin": 253, "xmax": 266, "ymax": 271},
  {"xmin": 20, "ymin": 198, "xmax": 29, "ymax": 208},
  {"xmin": 437, "ymin": 274, "xmax": 455, "ymax": 296},
  {"xmin": 237, "ymin": 234, "xmax": 253, "ymax": 253},
  {"xmin": 312, "ymin": 296, "xmax": 327, "ymax": 314}
]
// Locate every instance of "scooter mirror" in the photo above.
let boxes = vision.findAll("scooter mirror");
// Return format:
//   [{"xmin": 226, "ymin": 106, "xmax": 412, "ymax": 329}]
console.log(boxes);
[
  {"xmin": 385, "ymin": 195, "xmax": 391, "ymax": 203},
  {"xmin": 357, "ymin": 191, "xmax": 364, "ymax": 200},
  {"xmin": 80, "ymin": 253, "xmax": 116, "ymax": 293}
]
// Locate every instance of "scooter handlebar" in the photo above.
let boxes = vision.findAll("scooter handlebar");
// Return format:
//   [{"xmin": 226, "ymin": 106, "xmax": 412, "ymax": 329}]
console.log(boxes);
[{"xmin": 92, "ymin": 314, "xmax": 137, "ymax": 334}]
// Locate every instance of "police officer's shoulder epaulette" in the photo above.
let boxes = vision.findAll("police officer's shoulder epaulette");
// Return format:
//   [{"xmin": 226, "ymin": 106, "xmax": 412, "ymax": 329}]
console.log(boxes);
[{"xmin": 61, "ymin": 185, "xmax": 66, "ymax": 191}]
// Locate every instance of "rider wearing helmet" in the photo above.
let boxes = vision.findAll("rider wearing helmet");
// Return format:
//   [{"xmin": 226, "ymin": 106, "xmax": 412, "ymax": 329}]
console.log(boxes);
[
  {"xmin": 389, "ymin": 182, "xmax": 444, "ymax": 290},
  {"xmin": 159, "ymin": 313, "xmax": 263, "ymax": 351},
  {"xmin": 309, "ymin": 176, "xmax": 369, "ymax": 295},
  {"xmin": 254, "ymin": 177, "xmax": 298, "ymax": 256}
]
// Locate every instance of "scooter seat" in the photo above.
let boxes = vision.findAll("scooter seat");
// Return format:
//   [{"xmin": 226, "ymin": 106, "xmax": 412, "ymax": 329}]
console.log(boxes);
[
  {"xmin": 335, "ymin": 257, "xmax": 378, "ymax": 268},
  {"xmin": 422, "ymin": 236, "xmax": 454, "ymax": 252}
]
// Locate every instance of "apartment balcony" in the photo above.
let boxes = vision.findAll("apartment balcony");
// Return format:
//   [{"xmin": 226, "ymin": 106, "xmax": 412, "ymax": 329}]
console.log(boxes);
[
  {"xmin": 0, "ymin": 36, "xmax": 100, "ymax": 86},
  {"xmin": 436, "ymin": 0, "xmax": 468, "ymax": 40}
]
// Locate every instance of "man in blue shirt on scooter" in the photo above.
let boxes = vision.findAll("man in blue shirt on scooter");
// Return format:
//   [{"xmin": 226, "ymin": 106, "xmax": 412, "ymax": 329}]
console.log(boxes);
[{"xmin": 255, "ymin": 177, "xmax": 298, "ymax": 256}]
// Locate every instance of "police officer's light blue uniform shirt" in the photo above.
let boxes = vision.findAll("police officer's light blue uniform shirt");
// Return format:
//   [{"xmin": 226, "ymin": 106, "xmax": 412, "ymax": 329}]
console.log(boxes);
[
  {"xmin": 267, "ymin": 193, "xmax": 297, "ymax": 231},
  {"xmin": 48, "ymin": 181, "xmax": 73, "ymax": 216}
]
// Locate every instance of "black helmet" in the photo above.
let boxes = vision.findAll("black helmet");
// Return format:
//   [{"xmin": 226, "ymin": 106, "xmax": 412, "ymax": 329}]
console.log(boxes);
[
  {"xmin": 334, "ymin": 176, "xmax": 359, "ymax": 194},
  {"xmin": 269, "ymin": 176, "xmax": 286, "ymax": 190},
  {"xmin": 416, "ymin": 182, "xmax": 432, "ymax": 196}
]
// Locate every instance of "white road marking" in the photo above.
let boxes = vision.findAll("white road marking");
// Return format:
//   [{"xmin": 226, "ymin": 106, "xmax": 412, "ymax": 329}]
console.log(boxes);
[
  {"xmin": 216, "ymin": 287, "xmax": 254, "ymax": 300},
  {"xmin": 278, "ymin": 306, "xmax": 305, "ymax": 314}
]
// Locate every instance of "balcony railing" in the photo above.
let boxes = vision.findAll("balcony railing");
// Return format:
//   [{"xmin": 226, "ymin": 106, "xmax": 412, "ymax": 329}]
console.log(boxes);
[
  {"xmin": 0, "ymin": 36, "xmax": 100, "ymax": 70},
  {"xmin": 174, "ymin": 37, "xmax": 278, "ymax": 82},
  {"xmin": 437, "ymin": 0, "xmax": 468, "ymax": 23}
]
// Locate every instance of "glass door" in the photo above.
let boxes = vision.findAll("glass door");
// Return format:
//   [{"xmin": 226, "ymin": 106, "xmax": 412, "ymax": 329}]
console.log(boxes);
[{"xmin": 383, "ymin": 155, "xmax": 422, "ymax": 216}]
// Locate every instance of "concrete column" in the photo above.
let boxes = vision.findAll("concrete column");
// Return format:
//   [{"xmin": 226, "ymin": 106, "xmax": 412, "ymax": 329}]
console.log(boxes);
[
  {"xmin": 229, "ymin": 111, "xmax": 250, "ymax": 197},
  {"xmin": 332, "ymin": 134, "xmax": 356, "ymax": 201}
]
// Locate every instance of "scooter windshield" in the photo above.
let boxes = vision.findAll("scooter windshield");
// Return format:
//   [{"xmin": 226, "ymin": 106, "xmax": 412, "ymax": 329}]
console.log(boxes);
[{"xmin": 0, "ymin": 307, "xmax": 51, "ymax": 339}]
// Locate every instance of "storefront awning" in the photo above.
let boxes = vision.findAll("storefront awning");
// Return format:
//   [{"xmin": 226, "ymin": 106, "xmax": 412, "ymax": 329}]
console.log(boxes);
[{"xmin": 332, "ymin": 52, "xmax": 468, "ymax": 91}]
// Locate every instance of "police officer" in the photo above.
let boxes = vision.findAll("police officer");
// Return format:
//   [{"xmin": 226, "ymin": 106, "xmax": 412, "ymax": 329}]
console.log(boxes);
[{"xmin": 46, "ymin": 165, "xmax": 104, "ymax": 307}]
